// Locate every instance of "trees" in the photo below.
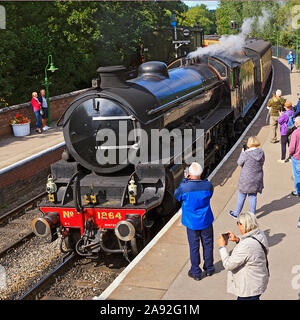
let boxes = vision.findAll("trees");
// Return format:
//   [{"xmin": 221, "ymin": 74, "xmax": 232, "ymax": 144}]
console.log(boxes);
[
  {"xmin": 215, "ymin": 1, "xmax": 300, "ymax": 50},
  {"xmin": 183, "ymin": 4, "xmax": 216, "ymax": 34},
  {"xmin": 0, "ymin": 1, "xmax": 187, "ymax": 107}
]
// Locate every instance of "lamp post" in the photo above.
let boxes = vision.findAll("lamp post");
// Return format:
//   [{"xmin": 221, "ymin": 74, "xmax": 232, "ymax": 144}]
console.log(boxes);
[
  {"xmin": 296, "ymin": 28, "xmax": 299, "ymax": 70},
  {"xmin": 43, "ymin": 55, "xmax": 58, "ymax": 127},
  {"xmin": 276, "ymin": 28, "xmax": 279, "ymax": 58}
]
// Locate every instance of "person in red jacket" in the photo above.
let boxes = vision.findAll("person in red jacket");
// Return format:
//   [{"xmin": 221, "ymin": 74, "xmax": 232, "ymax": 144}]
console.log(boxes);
[{"xmin": 31, "ymin": 92, "xmax": 42, "ymax": 133}]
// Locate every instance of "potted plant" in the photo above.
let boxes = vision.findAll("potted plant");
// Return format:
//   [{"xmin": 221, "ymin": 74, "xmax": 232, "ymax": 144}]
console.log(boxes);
[{"xmin": 10, "ymin": 113, "xmax": 31, "ymax": 136}]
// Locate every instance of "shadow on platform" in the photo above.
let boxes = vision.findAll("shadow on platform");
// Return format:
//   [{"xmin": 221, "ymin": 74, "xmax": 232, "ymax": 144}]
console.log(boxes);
[
  {"xmin": 272, "ymin": 58, "xmax": 292, "ymax": 96},
  {"xmin": 256, "ymin": 193, "xmax": 299, "ymax": 219},
  {"xmin": 263, "ymin": 229, "xmax": 286, "ymax": 247}
]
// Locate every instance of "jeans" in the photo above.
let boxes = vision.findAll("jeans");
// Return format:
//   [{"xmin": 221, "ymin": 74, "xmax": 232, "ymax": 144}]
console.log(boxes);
[
  {"xmin": 237, "ymin": 295, "xmax": 261, "ymax": 300},
  {"xmin": 290, "ymin": 62, "xmax": 294, "ymax": 72},
  {"xmin": 187, "ymin": 225, "xmax": 214, "ymax": 277},
  {"xmin": 233, "ymin": 191, "xmax": 257, "ymax": 216},
  {"xmin": 291, "ymin": 157, "xmax": 300, "ymax": 195},
  {"xmin": 34, "ymin": 110, "xmax": 41, "ymax": 129}
]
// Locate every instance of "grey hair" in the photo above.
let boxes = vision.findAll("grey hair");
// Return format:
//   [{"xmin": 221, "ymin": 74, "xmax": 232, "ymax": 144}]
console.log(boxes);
[
  {"xmin": 188, "ymin": 162, "xmax": 203, "ymax": 177},
  {"xmin": 237, "ymin": 212, "xmax": 259, "ymax": 233},
  {"xmin": 276, "ymin": 89, "xmax": 282, "ymax": 97}
]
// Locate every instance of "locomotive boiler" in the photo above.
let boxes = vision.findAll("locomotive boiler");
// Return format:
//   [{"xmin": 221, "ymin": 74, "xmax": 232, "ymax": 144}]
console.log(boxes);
[{"xmin": 32, "ymin": 39, "xmax": 272, "ymax": 260}]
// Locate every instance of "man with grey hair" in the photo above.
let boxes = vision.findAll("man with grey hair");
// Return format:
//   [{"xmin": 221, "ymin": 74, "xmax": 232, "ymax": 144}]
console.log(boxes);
[
  {"xmin": 267, "ymin": 89, "xmax": 286, "ymax": 143},
  {"xmin": 174, "ymin": 162, "xmax": 215, "ymax": 281},
  {"xmin": 289, "ymin": 116, "xmax": 300, "ymax": 196}
]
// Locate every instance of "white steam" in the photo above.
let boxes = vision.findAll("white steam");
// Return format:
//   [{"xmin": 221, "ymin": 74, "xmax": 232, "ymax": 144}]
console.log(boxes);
[{"xmin": 188, "ymin": 9, "xmax": 271, "ymax": 59}]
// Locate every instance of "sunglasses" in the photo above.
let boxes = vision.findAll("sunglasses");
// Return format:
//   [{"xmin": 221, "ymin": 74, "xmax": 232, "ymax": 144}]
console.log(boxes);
[{"xmin": 236, "ymin": 221, "xmax": 241, "ymax": 226}]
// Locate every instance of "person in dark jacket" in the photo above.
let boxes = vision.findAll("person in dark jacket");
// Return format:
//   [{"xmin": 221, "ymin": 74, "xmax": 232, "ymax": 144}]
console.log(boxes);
[
  {"xmin": 174, "ymin": 162, "xmax": 214, "ymax": 281},
  {"xmin": 229, "ymin": 136, "xmax": 265, "ymax": 218},
  {"xmin": 278, "ymin": 101, "xmax": 294, "ymax": 163},
  {"xmin": 38, "ymin": 89, "xmax": 50, "ymax": 131}
]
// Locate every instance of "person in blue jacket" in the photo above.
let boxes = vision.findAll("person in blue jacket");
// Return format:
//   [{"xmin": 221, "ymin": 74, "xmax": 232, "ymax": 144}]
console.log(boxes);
[
  {"xmin": 286, "ymin": 51, "xmax": 295, "ymax": 72},
  {"xmin": 294, "ymin": 93, "xmax": 300, "ymax": 117},
  {"xmin": 174, "ymin": 162, "xmax": 215, "ymax": 281}
]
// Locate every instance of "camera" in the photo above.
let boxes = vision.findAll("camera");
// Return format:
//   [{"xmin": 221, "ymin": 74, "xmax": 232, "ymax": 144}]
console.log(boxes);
[
  {"xmin": 184, "ymin": 167, "xmax": 189, "ymax": 179},
  {"xmin": 222, "ymin": 233, "xmax": 230, "ymax": 245}
]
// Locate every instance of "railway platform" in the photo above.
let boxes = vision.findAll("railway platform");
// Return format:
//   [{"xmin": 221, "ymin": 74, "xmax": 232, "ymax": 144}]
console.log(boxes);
[
  {"xmin": 96, "ymin": 57, "xmax": 300, "ymax": 300},
  {"xmin": 0, "ymin": 122, "xmax": 64, "ymax": 171}
]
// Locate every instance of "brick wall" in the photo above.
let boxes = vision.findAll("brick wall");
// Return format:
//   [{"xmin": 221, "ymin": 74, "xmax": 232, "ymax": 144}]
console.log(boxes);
[
  {"xmin": 0, "ymin": 88, "xmax": 89, "ymax": 137},
  {"xmin": 0, "ymin": 146, "xmax": 65, "ymax": 208}
]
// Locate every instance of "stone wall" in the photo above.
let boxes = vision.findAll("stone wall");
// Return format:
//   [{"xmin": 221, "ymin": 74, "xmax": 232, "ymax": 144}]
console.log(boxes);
[{"xmin": 0, "ymin": 88, "xmax": 89, "ymax": 137}]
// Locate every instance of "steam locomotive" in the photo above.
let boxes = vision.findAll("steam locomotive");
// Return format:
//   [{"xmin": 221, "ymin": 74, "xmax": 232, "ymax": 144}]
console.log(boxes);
[{"xmin": 32, "ymin": 38, "xmax": 272, "ymax": 260}]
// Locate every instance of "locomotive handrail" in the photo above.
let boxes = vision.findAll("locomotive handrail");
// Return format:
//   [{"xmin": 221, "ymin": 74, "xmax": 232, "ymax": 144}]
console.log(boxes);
[
  {"xmin": 147, "ymin": 81, "xmax": 223, "ymax": 115},
  {"xmin": 92, "ymin": 115, "xmax": 136, "ymax": 121},
  {"xmin": 99, "ymin": 143, "xmax": 139, "ymax": 150}
]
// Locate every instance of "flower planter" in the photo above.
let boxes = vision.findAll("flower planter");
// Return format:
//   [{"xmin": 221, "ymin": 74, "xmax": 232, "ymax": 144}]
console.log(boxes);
[{"xmin": 11, "ymin": 122, "xmax": 31, "ymax": 137}]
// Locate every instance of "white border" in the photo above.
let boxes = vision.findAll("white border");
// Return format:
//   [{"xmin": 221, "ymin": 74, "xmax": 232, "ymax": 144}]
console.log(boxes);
[{"xmin": 94, "ymin": 64, "xmax": 274, "ymax": 300}]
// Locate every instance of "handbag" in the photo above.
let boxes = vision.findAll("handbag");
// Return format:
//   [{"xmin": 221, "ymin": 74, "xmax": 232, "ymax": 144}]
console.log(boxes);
[{"xmin": 39, "ymin": 108, "xmax": 44, "ymax": 116}]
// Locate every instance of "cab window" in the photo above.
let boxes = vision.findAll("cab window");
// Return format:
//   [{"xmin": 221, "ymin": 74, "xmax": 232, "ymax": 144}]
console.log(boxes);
[{"xmin": 208, "ymin": 58, "xmax": 227, "ymax": 78}]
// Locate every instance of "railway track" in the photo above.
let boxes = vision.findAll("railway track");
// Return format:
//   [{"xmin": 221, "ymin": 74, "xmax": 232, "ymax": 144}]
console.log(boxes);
[
  {"xmin": 19, "ymin": 251, "xmax": 127, "ymax": 300},
  {"xmin": 0, "ymin": 192, "xmax": 46, "ymax": 258},
  {"xmin": 19, "ymin": 252, "xmax": 76, "ymax": 300}
]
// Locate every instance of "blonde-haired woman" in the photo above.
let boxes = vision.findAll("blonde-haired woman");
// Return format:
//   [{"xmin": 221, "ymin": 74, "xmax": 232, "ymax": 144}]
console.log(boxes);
[
  {"xmin": 218, "ymin": 212, "xmax": 269, "ymax": 300},
  {"xmin": 229, "ymin": 136, "xmax": 265, "ymax": 218}
]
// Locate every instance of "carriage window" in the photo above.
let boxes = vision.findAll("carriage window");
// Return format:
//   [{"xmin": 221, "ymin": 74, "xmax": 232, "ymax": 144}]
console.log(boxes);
[{"xmin": 208, "ymin": 58, "xmax": 227, "ymax": 78}]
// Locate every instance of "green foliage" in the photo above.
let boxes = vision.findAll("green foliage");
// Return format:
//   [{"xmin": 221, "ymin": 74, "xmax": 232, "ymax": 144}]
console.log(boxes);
[
  {"xmin": 215, "ymin": 1, "xmax": 300, "ymax": 49},
  {"xmin": 0, "ymin": 1, "xmax": 186, "ymax": 107},
  {"xmin": 183, "ymin": 4, "xmax": 216, "ymax": 34}
]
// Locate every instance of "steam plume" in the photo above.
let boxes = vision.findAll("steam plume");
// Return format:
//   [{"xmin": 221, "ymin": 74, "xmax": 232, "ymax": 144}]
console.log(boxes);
[{"xmin": 188, "ymin": 9, "xmax": 271, "ymax": 59}]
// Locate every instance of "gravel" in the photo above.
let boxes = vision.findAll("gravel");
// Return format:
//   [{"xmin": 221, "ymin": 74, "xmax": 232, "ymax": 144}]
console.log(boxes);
[
  {"xmin": 41, "ymin": 254, "xmax": 127, "ymax": 300},
  {"xmin": 0, "ymin": 236, "xmax": 62, "ymax": 300}
]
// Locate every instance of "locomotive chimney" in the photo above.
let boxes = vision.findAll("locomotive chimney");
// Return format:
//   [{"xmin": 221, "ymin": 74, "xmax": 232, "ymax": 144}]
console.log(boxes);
[{"xmin": 97, "ymin": 65, "xmax": 129, "ymax": 89}]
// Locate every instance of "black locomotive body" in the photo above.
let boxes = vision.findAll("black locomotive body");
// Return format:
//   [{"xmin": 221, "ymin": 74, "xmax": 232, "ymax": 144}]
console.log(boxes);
[{"xmin": 32, "ymin": 38, "xmax": 272, "ymax": 260}]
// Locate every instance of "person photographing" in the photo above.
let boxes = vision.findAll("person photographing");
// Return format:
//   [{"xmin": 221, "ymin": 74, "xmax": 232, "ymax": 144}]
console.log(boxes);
[
  {"xmin": 218, "ymin": 212, "xmax": 269, "ymax": 300},
  {"xmin": 174, "ymin": 162, "xmax": 215, "ymax": 281}
]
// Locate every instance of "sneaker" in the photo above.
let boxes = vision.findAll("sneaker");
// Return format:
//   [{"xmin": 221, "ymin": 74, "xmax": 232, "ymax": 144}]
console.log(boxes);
[
  {"xmin": 188, "ymin": 271, "xmax": 202, "ymax": 281},
  {"xmin": 291, "ymin": 191, "xmax": 300, "ymax": 197},
  {"xmin": 43, "ymin": 126, "xmax": 50, "ymax": 131},
  {"xmin": 229, "ymin": 210, "xmax": 238, "ymax": 219},
  {"xmin": 277, "ymin": 159, "xmax": 286, "ymax": 163},
  {"xmin": 205, "ymin": 269, "xmax": 215, "ymax": 277}
]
